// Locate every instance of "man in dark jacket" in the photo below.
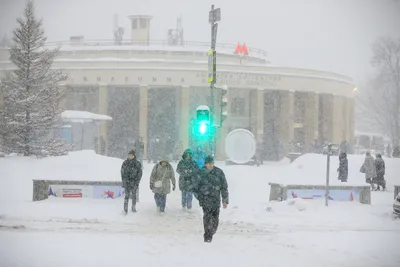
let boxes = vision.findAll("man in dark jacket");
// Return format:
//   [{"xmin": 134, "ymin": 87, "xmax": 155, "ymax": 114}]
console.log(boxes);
[
  {"xmin": 337, "ymin": 152, "xmax": 348, "ymax": 182},
  {"xmin": 177, "ymin": 149, "xmax": 199, "ymax": 210},
  {"xmin": 121, "ymin": 150, "xmax": 142, "ymax": 214},
  {"xmin": 191, "ymin": 155, "xmax": 229, "ymax": 243},
  {"xmin": 374, "ymin": 153, "xmax": 386, "ymax": 191}
]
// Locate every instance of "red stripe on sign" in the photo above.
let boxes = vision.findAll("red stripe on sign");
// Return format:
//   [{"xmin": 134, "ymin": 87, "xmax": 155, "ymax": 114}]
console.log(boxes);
[{"xmin": 63, "ymin": 193, "xmax": 82, "ymax": 198}]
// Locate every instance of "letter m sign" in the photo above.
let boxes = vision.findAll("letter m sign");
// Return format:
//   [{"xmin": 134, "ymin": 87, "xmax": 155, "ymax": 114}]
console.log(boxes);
[{"xmin": 234, "ymin": 43, "xmax": 249, "ymax": 55}]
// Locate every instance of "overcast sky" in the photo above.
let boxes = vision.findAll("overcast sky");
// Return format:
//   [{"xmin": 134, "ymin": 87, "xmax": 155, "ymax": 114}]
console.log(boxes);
[{"xmin": 1, "ymin": 0, "xmax": 399, "ymax": 86}]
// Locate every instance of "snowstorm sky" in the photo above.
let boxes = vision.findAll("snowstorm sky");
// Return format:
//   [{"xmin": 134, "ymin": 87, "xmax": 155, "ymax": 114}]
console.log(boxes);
[{"xmin": 0, "ymin": 0, "xmax": 399, "ymax": 86}]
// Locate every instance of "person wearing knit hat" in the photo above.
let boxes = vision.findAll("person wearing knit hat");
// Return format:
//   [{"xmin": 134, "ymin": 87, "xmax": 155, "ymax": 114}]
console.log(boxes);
[
  {"xmin": 177, "ymin": 149, "xmax": 199, "ymax": 210},
  {"xmin": 190, "ymin": 155, "xmax": 229, "ymax": 243},
  {"xmin": 121, "ymin": 149, "xmax": 142, "ymax": 214}
]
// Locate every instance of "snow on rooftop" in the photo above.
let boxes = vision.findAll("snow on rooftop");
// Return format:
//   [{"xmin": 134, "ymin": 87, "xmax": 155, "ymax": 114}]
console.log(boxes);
[
  {"xmin": 61, "ymin": 110, "xmax": 112, "ymax": 123},
  {"xmin": 44, "ymin": 42, "xmax": 268, "ymax": 60}
]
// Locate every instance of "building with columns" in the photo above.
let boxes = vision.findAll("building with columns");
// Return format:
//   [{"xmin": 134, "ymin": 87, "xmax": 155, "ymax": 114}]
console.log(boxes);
[{"xmin": 0, "ymin": 15, "xmax": 356, "ymax": 160}]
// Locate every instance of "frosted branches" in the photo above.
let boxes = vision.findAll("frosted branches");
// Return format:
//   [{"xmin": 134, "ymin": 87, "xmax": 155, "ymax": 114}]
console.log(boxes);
[
  {"xmin": 0, "ymin": 0, "xmax": 68, "ymax": 156},
  {"xmin": 359, "ymin": 37, "xmax": 400, "ymax": 146}
]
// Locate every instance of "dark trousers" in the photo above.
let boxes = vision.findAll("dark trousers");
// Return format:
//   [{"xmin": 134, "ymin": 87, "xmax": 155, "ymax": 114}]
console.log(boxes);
[
  {"xmin": 154, "ymin": 193, "xmax": 167, "ymax": 212},
  {"xmin": 374, "ymin": 175, "xmax": 386, "ymax": 189},
  {"xmin": 124, "ymin": 184, "xmax": 138, "ymax": 212},
  {"xmin": 181, "ymin": 191, "xmax": 193, "ymax": 209},
  {"xmin": 203, "ymin": 207, "xmax": 220, "ymax": 239}
]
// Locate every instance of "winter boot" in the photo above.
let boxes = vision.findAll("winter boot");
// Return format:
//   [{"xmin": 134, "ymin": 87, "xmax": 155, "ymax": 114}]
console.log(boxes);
[
  {"xmin": 204, "ymin": 235, "xmax": 212, "ymax": 243},
  {"xmin": 123, "ymin": 202, "xmax": 128, "ymax": 215},
  {"xmin": 131, "ymin": 204, "xmax": 137, "ymax": 213}
]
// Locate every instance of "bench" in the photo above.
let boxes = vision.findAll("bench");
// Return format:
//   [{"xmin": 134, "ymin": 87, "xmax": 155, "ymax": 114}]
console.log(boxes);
[{"xmin": 269, "ymin": 182, "xmax": 371, "ymax": 204}]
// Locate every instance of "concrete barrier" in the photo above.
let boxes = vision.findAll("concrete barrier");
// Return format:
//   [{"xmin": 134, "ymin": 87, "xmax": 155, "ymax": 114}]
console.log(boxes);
[
  {"xmin": 32, "ymin": 180, "xmax": 138, "ymax": 202},
  {"xmin": 269, "ymin": 183, "xmax": 371, "ymax": 204}
]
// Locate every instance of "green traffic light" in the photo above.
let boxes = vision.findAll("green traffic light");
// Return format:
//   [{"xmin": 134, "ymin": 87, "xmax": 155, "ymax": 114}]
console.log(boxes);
[{"xmin": 199, "ymin": 122, "xmax": 207, "ymax": 135}]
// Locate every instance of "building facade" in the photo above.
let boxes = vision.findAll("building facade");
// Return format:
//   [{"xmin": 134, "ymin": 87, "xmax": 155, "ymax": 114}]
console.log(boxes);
[{"xmin": 0, "ymin": 15, "xmax": 356, "ymax": 160}]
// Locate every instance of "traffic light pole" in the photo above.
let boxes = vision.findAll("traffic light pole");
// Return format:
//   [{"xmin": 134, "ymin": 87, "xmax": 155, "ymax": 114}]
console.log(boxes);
[{"xmin": 209, "ymin": 5, "xmax": 220, "ymax": 157}]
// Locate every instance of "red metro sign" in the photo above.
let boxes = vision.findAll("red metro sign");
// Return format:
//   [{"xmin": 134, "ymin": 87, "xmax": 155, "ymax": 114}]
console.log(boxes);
[{"xmin": 234, "ymin": 43, "xmax": 249, "ymax": 55}]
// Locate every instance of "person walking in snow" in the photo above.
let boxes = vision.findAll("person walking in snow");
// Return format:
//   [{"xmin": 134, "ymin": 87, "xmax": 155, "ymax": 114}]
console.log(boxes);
[
  {"xmin": 337, "ymin": 152, "xmax": 348, "ymax": 182},
  {"xmin": 193, "ymin": 145, "xmax": 207, "ymax": 169},
  {"xmin": 374, "ymin": 153, "xmax": 386, "ymax": 191},
  {"xmin": 191, "ymin": 155, "xmax": 229, "ymax": 243},
  {"xmin": 121, "ymin": 150, "xmax": 142, "ymax": 214},
  {"xmin": 149, "ymin": 158, "xmax": 176, "ymax": 213},
  {"xmin": 177, "ymin": 149, "xmax": 199, "ymax": 210},
  {"xmin": 134, "ymin": 137, "xmax": 145, "ymax": 165},
  {"xmin": 360, "ymin": 151, "xmax": 376, "ymax": 188},
  {"xmin": 386, "ymin": 144, "xmax": 392, "ymax": 158}
]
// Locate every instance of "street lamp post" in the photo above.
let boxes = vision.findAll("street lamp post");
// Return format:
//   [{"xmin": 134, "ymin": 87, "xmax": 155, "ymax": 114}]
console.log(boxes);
[{"xmin": 325, "ymin": 143, "xmax": 333, "ymax": 206}]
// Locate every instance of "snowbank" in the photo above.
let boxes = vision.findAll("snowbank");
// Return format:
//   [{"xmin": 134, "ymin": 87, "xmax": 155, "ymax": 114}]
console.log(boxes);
[
  {"xmin": 0, "ymin": 151, "xmax": 122, "ymax": 202},
  {"xmin": 284, "ymin": 153, "xmax": 400, "ymax": 188},
  {"xmin": 0, "ymin": 151, "xmax": 399, "ymax": 266}
]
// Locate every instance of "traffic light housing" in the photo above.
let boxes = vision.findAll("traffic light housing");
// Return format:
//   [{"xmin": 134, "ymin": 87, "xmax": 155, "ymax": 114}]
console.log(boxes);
[
  {"xmin": 220, "ymin": 85, "xmax": 228, "ymax": 124},
  {"xmin": 193, "ymin": 105, "xmax": 211, "ymax": 137}
]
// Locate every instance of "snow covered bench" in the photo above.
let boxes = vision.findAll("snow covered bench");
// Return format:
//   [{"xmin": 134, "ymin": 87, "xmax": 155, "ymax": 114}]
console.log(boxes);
[
  {"xmin": 268, "ymin": 183, "xmax": 371, "ymax": 205},
  {"xmin": 33, "ymin": 180, "xmax": 125, "ymax": 201}
]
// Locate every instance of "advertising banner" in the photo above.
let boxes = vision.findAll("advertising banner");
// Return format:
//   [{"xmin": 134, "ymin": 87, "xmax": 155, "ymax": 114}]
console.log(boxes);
[
  {"xmin": 49, "ymin": 185, "xmax": 93, "ymax": 198},
  {"xmin": 92, "ymin": 186, "xmax": 125, "ymax": 199},
  {"xmin": 287, "ymin": 189, "xmax": 360, "ymax": 202}
]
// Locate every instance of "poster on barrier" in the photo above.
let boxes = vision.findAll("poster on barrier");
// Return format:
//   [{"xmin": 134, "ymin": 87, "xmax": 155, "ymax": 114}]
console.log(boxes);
[
  {"xmin": 49, "ymin": 185, "xmax": 93, "ymax": 198},
  {"xmin": 287, "ymin": 189, "xmax": 360, "ymax": 202},
  {"xmin": 92, "ymin": 185, "xmax": 125, "ymax": 199}
]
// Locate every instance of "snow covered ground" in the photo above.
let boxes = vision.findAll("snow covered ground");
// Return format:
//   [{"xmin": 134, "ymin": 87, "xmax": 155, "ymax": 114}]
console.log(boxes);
[{"xmin": 0, "ymin": 151, "xmax": 399, "ymax": 267}]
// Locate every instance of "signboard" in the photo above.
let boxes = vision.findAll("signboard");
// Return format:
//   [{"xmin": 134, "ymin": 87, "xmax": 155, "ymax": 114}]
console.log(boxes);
[
  {"xmin": 48, "ymin": 185, "xmax": 125, "ymax": 199},
  {"xmin": 198, "ymin": 71, "xmax": 281, "ymax": 86},
  {"xmin": 287, "ymin": 189, "xmax": 360, "ymax": 202},
  {"xmin": 234, "ymin": 43, "xmax": 249, "ymax": 55},
  {"xmin": 49, "ymin": 185, "xmax": 93, "ymax": 198},
  {"xmin": 92, "ymin": 185, "xmax": 125, "ymax": 199},
  {"xmin": 208, "ymin": 49, "xmax": 215, "ymax": 83}
]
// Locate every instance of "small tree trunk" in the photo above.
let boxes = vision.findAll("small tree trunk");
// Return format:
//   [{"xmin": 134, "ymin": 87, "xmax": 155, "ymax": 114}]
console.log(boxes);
[{"xmin": 24, "ymin": 110, "xmax": 30, "ymax": 156}]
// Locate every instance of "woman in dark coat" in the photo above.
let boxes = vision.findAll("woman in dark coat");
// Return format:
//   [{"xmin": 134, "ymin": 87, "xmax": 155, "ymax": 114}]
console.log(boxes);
[
  {"xmin": 337, "ymin": 152, "xmax": 348, "ymax": 182},
  {"xmin": 374, "ymin": 153, "xmax": 386, "ymax": 191}
]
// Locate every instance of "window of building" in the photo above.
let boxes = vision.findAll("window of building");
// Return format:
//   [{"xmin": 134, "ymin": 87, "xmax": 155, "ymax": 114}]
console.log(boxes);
[
  {"xmin": 231, "ymin": 97, "xmax": 245, "ymax": 116},
  {"xmin": 139, "ymin": 18, "xmax": 147, "ymax": 29},
  {"xmin": 66, "ymin": 86, "xmax": 99, "ymax": 114},
  {"xmin": 132, "ymin": 19, "xmax": 138, "ymax": 29}
]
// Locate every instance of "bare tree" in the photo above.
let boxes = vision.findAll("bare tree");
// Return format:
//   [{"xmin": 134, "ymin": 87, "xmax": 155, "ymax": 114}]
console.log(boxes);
[{"xmin": 359, "ymin": 37, "xmax": 400, "ymax": 146}]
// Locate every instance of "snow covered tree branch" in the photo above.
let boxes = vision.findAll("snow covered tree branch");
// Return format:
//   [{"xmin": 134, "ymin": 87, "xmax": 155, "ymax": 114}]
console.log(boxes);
[
  {"xmin": 0, "ymin": 0, "xmax": 69, "ymax": 156},
  {"xmin": 358, "ymin": 37, "xmax": 400, "ymax": 146}
]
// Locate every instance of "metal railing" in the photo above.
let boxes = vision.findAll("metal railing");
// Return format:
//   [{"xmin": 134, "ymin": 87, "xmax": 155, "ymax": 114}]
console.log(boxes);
[{"xmin": 43, "ymin": 39, "xmax": 268, "ymax": 59}]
